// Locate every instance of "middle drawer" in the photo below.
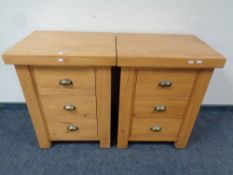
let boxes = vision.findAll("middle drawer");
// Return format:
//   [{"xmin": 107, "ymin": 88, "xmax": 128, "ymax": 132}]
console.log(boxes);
[
  {"xmin": 40, "ymin": 95, "xmax": 97, "ymax": 118},
  {"xmin": 133, "ymin": 97, "xmax": 189, "ymax": 119}
]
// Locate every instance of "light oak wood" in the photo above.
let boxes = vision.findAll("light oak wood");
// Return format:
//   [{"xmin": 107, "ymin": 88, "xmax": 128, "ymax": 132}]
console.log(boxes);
[
  {"xmin": 116, "ymin": 33, "xmax": 225, "ymax": 148},
  {"xmin": 95, "ymin": 68, "xmax": 111, "ymax": 148},
  {"xmin": 47, "ymin": 116, "xmax": 98, "ymax": 141},
  {"xmin": 129, "ymin": 118, "xmax": 182, "ymax": 141},
  {"xmin": 135, "ymin": 69, "xmax": 197, "ymax": 97},
  {"xmin": 3, "ymin": 31, "xmax": 115, "ymax": 148},
  {"xmin": 40, "ymin": 95, "xmax": 96, "ymax": 119},
  {"xmin": 15, "ymin": 65, "xmax": 51, "ymax": 148},
  {"xmin": 175, "ymin": 69, "xmax": 213, "ymax": 148},
  {"xmin": 117, "ymin": 68, "xmax": 137, "ymax": 148},
  {"xmin": 117, "ymin": 33, "xmax": 226, "ymax": 68},
  {"xmin": 33, "ymin": 67, "xmax": 95, "ymax": 96},
  {"xmin": 3, "ymin": 31, "xmax": 116, "ymax": 66},
  {"xmin": 133, "ymin": 97, "xmax": 189, "ymax": 119},
  {"xmin": 4, "ymin": 32, "xmax": 225, "ymax": 149}
]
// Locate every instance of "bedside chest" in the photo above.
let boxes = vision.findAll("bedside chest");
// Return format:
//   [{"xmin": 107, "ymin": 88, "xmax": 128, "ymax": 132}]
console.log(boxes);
[
  {"xmin": 3, "ymin": 31, "xmax": 116, "ymax": 148},
  {"xmin": 117, "ymin": 34, "xmax": 226, "ymax": 148}
]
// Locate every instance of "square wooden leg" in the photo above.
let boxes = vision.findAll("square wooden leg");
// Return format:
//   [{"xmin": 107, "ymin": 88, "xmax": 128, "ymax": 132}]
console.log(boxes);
[
  {"xmin": 95, "ymin": 68, "xmax": 111, "ymax": 148},
  {"xmin": 117, "ymin": 68, "xmax": 137, "ymax": 148},
  {"xmin": 16, "ymin": 65, "xmax": 51, "ymax": 148},
  {"xmin": 175, "ymin": 69, "xmax": 213, "ymax": 148}
]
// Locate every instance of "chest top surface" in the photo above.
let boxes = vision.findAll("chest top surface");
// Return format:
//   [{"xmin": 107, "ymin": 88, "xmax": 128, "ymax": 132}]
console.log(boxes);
[
  {"xmin": 3, "ymin": 31, "xmax": 116, "ymax": 66},
  {"xmin": 117, "ymin": 33, "xmax": 226, "ymax": 68}
]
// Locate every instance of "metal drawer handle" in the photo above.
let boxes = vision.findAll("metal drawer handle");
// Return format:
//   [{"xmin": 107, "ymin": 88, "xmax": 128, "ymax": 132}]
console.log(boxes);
[
  {"xmin": 64, "ymin": 104, "xmax": 76, "ymax": 111},
  {"xmin": 159, "ymin": 80, "xmax": 172, "ymax": 88},
  {"xmin": 59, "ymin": 79, "xmax": 73, "ymax": 86},
  {"xmin": 67, "ymin": 124, "xmax": 79, "ymax": 132},
  {"xmin": 154, "ymin": 105, "xmax": 166, "ymax": 112},
  {"xmin": 150, "ymin": 125, "xmax": 161, "ymax": 132}
]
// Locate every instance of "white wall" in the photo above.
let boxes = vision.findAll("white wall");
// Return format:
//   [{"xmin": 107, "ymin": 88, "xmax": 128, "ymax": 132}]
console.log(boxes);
[{"xmin": 0, "ymin": 0, "xmax": 233, "ymax": 104}]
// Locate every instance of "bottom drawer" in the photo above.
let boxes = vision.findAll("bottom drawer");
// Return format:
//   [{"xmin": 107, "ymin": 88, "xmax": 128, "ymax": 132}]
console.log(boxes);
[
  {"xmin": 129, "ymin": 118, "xmax": 182, "ymax": 141},
  {"xmin": 47, "ymin": 116, "xmax": 98, "ymax": 141}
]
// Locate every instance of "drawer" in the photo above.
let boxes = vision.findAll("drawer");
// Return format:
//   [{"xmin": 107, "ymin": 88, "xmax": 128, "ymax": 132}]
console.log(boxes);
[
  {"xmin": 40, "ymin": 95, "xmax": 96, "ymax": 118},
  {"xmin": 133, "ymin": 97, "xmax": 189, "ymax": 119},
  {"xmin": 33, "ymin": 67, "xmax": 95, "ymax": 96},
  {"xmin": 47, "ymin": 116, "xmax": 98, "ymax": 140},
  {"xmin": 135, "ymin": 70, "xmax": 196, "ymax": 97},
  {"xmin": 129, "ymin": 118, "xmax": 182, "ymax": 141}
]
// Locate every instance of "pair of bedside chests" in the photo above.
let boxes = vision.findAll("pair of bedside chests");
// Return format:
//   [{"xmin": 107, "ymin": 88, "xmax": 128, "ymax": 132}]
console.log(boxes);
[{"xmin": 3, "ymin": 31, "xmax": 226, "ymax": 149}]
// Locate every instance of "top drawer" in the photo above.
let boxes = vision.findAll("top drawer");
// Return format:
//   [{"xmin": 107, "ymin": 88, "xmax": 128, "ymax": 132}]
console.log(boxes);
[
  {"xmin": 135, "ymin": 69, "xmax": 197, "ymax": 97},
  {"xmin": 33, "ymin": 67, "xmax": 95, "ymax": 96}
]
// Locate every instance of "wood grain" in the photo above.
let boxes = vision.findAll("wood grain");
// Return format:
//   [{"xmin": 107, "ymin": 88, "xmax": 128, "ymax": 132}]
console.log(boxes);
[
  {"xmin": 129, "ymin": 118, "xmax": 182, "ymax": 141},
  {"xmin": 40, "ymin": 95, "xmax": 96, "ymax": 119},
  {"xmin": 117, "ymin": 33, "xmax": 226, "ymax": 68},
  {"xmin": 3, "ymin": 31, "xmax": 116, "ymax": 66},
  {"xmin": 33, "ymin": 67, "xmax": 95, "ymax": 96},
  {"xmin": 117, "ymin": 68, "xmax": 137, "ymax": 148},
  {"xmin": 175, "ymin": 69, "xmax": 213, "ymax": 148},
  {"xmin": 95, "ymin": 68, "xmax": 111, "ymax": 148},
  {"xmin": 15, "ymin": 65, "xmax": 51, "ymax": 148},
  {"xmin": 133, "ymin": 97, "xmax": 189, "ymax": 119},
  {"xmin": 47, "ymin": 116, "xmax": 98, "ymax": 141},
  {"xmin": 135, "ymin": 69, "xmax": 197, "ymax": 97}
]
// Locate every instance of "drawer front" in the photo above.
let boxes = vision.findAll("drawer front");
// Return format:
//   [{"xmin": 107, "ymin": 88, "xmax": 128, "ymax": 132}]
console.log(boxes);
[
  {"xmin": 47, "ymin": 116, "xmax": 98, "ymax": 140},
  {"xmin": 33, "ymin": 67, "xmax": 95, "ymax": 96},
  {"xmin": 40, "ymin": 95, "xmax": 96, "ymax": 118},
  {"xmin": 40, "ymin": 95, "xmax": 97, "ymax": 140},
  {"xmin": 135, "ymin": 70, "xmax": 196, "ymax": 97},
  {"xmin": 130, "ymin": 118, "xmax": 182, "ymax": 141},
  {"xmin": 133, "ymin": 97, "xmax": 188, "ymax": 119}
]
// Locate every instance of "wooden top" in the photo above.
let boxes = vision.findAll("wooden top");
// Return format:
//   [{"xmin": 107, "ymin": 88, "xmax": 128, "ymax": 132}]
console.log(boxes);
[
  {"xmin": 3, "ymin": 31, "xmax": 116, "ymax": 66},
  {"xmin": 117, "ymin": 33, "xmax": 226, "ymax": 68}
]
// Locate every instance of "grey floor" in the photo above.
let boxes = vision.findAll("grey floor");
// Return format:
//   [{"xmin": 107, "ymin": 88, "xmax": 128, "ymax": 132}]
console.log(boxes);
[{"xmin": 0, "ymin": 104, "xmax": 232, "ymax": 175}]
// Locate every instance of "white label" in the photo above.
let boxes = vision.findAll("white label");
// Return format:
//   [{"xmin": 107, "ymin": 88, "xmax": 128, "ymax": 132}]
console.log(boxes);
[
  {"xmin": 57, "ymin": 58, "xmax": 64, "ymax": 62},
  {"xmin": 188, "ymin": 60, "xmax": 194, "ymax": 64},
  {"xmin": 196, "ymin": 60, "xmax": 203, "ymax": 64}
]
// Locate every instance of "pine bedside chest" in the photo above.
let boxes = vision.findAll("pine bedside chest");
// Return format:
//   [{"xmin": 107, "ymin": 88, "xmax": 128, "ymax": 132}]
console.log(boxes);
[
  {"xmin": 117, "ymin": 33, "xmax": 226, "ymax": 149},
  {"xmin": 3, "ymin": 31, "xmax": 116, "ymax": 148}
]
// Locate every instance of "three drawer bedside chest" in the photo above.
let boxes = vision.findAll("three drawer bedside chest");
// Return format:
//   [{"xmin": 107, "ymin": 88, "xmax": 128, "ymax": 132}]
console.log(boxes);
[
  {"xmin": 3, "ymin": 31, "xmax": 116, "ymax": 148},
  {"xmin": 117, "ymin": 33, "xmax": 226, "ymax": 149}
]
